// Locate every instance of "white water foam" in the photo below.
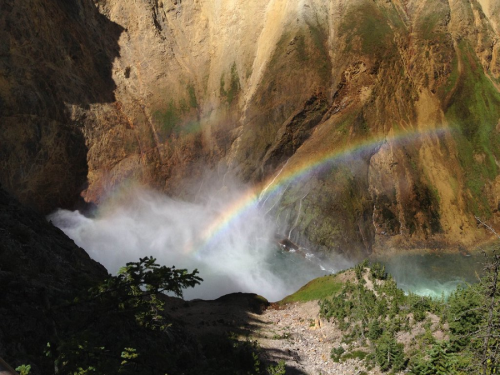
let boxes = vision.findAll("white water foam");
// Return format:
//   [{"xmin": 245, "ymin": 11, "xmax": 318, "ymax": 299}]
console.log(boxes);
[{"xmin": 49, "ymin": 184, "xmax": 330, "ymax": 301}]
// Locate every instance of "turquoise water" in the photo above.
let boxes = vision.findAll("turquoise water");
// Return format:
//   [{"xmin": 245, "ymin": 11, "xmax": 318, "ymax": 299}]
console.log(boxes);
[
  {"xmin": 376, "ymin": 252, "xmax": 487, "ymax": 298},
  {"xmin": 268, "ymin": 246, "xmax": 493, "ymax": 299}
]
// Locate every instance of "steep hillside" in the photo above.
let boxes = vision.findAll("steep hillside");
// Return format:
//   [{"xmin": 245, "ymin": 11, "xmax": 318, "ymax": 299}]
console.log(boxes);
[{"xmin": 2, "ymin": 0, "xmax": 500, "ymax": 257}]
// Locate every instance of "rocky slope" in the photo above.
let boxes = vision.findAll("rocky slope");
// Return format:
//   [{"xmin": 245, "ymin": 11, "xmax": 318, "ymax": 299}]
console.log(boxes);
[
  {"xmin": 2, "ymin": 0, "xmax": 500, "ymax": 257},
  {"xmin": 166, "ymin": 295, "xmax": 380, "ymax": 375}
]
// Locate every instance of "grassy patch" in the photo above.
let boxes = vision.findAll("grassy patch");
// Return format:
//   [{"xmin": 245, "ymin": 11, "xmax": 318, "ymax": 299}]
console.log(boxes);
[
  {"xmin": 341, "ymin": 350, "xmax": 368, "ymax": 362},
  {"xmin": 296, "ymin": 34, "xmax": 308, "ymax": 62},
  {"xmin": 280, "ymin": 274, "xmax": 342, "ymax": 304},
  {"xmin": 152, "ymin": 100, "xmax": 180, "ymax": 136},
  {"xmin": 417, "ymin": 12, "xmax": 445, "ymax": 41},
  {"xmin": 381, "ymin": 2, "xmax": 406, "ymax": 30},
  {"xmin": 339, "ymin": 2, "xmax": 394, "ymax": 57},
  {"xmin": 152, "ymin": 86, "xmax": 200, "ymax": 140},
  {"xmin": 268, "ymin": 22, "xmax": 330, "ymax": 82},
  {"xmin": 220, "ymin": 62, "xmax": 240, "ymax": 105},
  {"xmin": 307, "ymin": 22, "xmax": 331, "ymax": 80},
  {"xmin": 439, "ymin": 52, "xmax": 459, "ymax": 99},
  {"xmin": 187, "ymin": 84, "xmax": 198, "ymax": 109}
]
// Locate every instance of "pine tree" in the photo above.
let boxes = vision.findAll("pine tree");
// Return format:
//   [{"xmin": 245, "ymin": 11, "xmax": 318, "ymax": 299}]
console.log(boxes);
[
  {"xmin": 410, "ymin": 342, "xmax": 459, "ymax": 375},
  {"xmin": 374, "ymin": 332, "xmax": 406, "ymax": 372},
  {"xmin": 473, "ymin": 218, "xmax": 500, "ymax": 374},
  {"xmin": 477, "ymin": 251, "xmax": 500, "ymax": 374}
]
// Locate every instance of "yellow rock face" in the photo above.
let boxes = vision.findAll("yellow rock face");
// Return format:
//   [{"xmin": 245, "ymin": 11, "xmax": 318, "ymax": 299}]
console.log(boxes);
[{"xmin": 2, "ymin": 0, "xmax": 500, "ymax": 256}]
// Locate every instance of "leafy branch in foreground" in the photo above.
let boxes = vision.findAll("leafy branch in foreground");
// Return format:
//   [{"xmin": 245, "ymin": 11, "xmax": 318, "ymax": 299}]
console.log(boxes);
[
  {"xmin": 47, "ymin": 257, "xmax": 202, "ymax": 374},
  {"xmin": 88, "ymin": 256, "xmax": 202, "ymax": 329}
]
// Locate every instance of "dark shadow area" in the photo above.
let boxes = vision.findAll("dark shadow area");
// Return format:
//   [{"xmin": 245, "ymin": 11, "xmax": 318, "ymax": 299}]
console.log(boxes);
[
  {"xmin": 0, "ymin": 185, "xmax": 308, "ymax": 374},
  {"xmin": 0, "ymin": 356, "xmax": 18, "ymax": 375},
  {"xmin": 166, "ymin": 293, "xmax": 308, "ymax": 375},
  {"xmin": 0, "ymin": 186, "xmax": 107, "ymax": 373},
  {"xmin": 0, "ymin": 0, "xmax": 124, "ymax": 214},
  {"xmin": 261, "ymin": 348, "xmax": 309, "ymax": 375},
  {"xmin": 0, "ymin": 1, "xmax": 127, "ymax": 372}
]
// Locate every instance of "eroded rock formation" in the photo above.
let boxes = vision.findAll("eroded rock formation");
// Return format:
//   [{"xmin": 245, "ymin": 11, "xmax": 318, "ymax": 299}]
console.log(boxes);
[{"xmin": 2, "ymin": 0, "xmax": 500, "ymax": 256}]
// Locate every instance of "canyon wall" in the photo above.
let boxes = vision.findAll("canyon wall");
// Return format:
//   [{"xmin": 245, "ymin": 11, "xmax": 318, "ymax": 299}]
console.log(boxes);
[{"xmin": 2, "ymin": 0, "xmax": 500, "ymax": 257}]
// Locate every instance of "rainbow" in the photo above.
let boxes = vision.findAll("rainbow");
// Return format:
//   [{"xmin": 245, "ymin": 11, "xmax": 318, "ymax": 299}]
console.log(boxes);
[{"xmin": 198, "ymin": 126, "xmax": 454, "ymax": 253}]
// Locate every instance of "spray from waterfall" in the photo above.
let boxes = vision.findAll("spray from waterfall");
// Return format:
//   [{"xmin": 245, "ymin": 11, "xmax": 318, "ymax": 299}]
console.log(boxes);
[
  {"xmin": 49, "ymin": 179, "xmax": 331, "ymax": 301},
  {"xmin": 48, "ymin": 126, "xmax": 465, "ymax": 300}
]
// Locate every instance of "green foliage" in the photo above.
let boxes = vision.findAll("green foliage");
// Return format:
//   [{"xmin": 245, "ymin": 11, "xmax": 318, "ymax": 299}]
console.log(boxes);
[
  {"xmin": 89, "ymin": 256, "xmax": 202, "ymax": 330},
  {"xmin": 445, "ymin": 41, "xmax": 500, "ymax": 216},
  {"xmin": 320, "ymin": 283, "xmax": 351, "ymax": 323},
  {"xmin": 367, "ymin": 319, "xmax": 383, "ymax": 340},
  {"xmin": 447, "ymin": 284, "xmax": 483, "ymax": 349},
  {"xmin": 266, "ymin": 360, "xmax": 286, "ymax": 375},
  {"xmin": 370, "ymin": 262, "xmax": 387, "ymax": 280},
  {"xmin": 476, "ymin": 252, "xmax": 500, "ymax": 374},
  {"xmin": 33, "ymin": 250, "xmax": 500, "ymax": 375},
  {"xmin": 321, "ymin": 277, "xmax": 379, "ymax": 330},
  {"xmin": 355, "ymin": 263, "xmax": 365, "ymax": 280},
  {"xmin": 187, "ymin": 84, "xmax": 198, "ymax": 109},
  {"xmin": 341, "ymin": 350, "xmax": 368, "ymax": 362},
  {"xmin": 330, "ymin": 346, "xmax": 345, "ymax": 362},
  {"xmin": 374, "ymin": 332, "xmax": 406, "ymax": 372},
  {"xmin": 220, "ymin": 63, "xmax": 240, "ymax": 105},
  {"xmin": 15, "ymin": 365, "xmax": 31, "ymax": 375},
  {"xmin": 280, "ymin": 274, "xmax": 342, "ymax": 303},
  {"xmin": 153, "ymin": 101, "xmax": 179, "ymax": 136},
  {"xmin": 46, "ymin": 257, "xmax": 202, "ymax": 375},
  {"xmin": 410, "ymin": 296, "xmax": 431, "ymax": 323},
  {"xmin": 121, "ymin": 348, "xmax": 139, "ymax": 366},
  {"xmin": 319, "ymin": 253, "xmax": 500, "ymax": 373},
  {"xmin": 115, "ymin": 256, "xmax": 201, "ymax": 297},
  {"xmin": 446, "ymin": 251, "xmax": 500, "ymax": 374},
  {"xmin": 409, "ymin": 342, "xmax": 460, "ymax": 375}
]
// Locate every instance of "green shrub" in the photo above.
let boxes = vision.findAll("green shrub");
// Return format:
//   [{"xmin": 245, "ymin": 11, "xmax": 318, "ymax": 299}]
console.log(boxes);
[
  {"xmin": 331, "ymin": 346, "xmax": 345, "ymax": 362},
  {"xmin": 410, "ymin": 296, "xmax": 431, "ymax": 323},
  {"xmin": 45, "ymin": 257, "xmax": 203, "ymax": 375},
  {"xmin": 355, "ymin": 263, "xmax": 365, "ymax": 280},
  {"xmin": 370, "ymin": 262, "xmax": 387, "ymax": 280},
  {"xmin": 267, "ymin": 360, "xmax": 286, "ymax": 375}
]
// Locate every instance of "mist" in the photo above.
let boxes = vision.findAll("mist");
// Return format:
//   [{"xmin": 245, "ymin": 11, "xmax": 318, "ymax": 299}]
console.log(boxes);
[
  {"xmin": 48, "ymin": 181, "xmax": 333, "ymax": 301},
  {"xmin": 47, "ymin": 173, "xmax": 476, "ymax": 302}
]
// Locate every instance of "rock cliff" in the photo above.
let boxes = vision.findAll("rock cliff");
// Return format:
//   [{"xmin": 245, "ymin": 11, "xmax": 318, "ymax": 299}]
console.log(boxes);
[{"xmin": 2, "ymin": 0, "xmax": 500, "ymax": 257}]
